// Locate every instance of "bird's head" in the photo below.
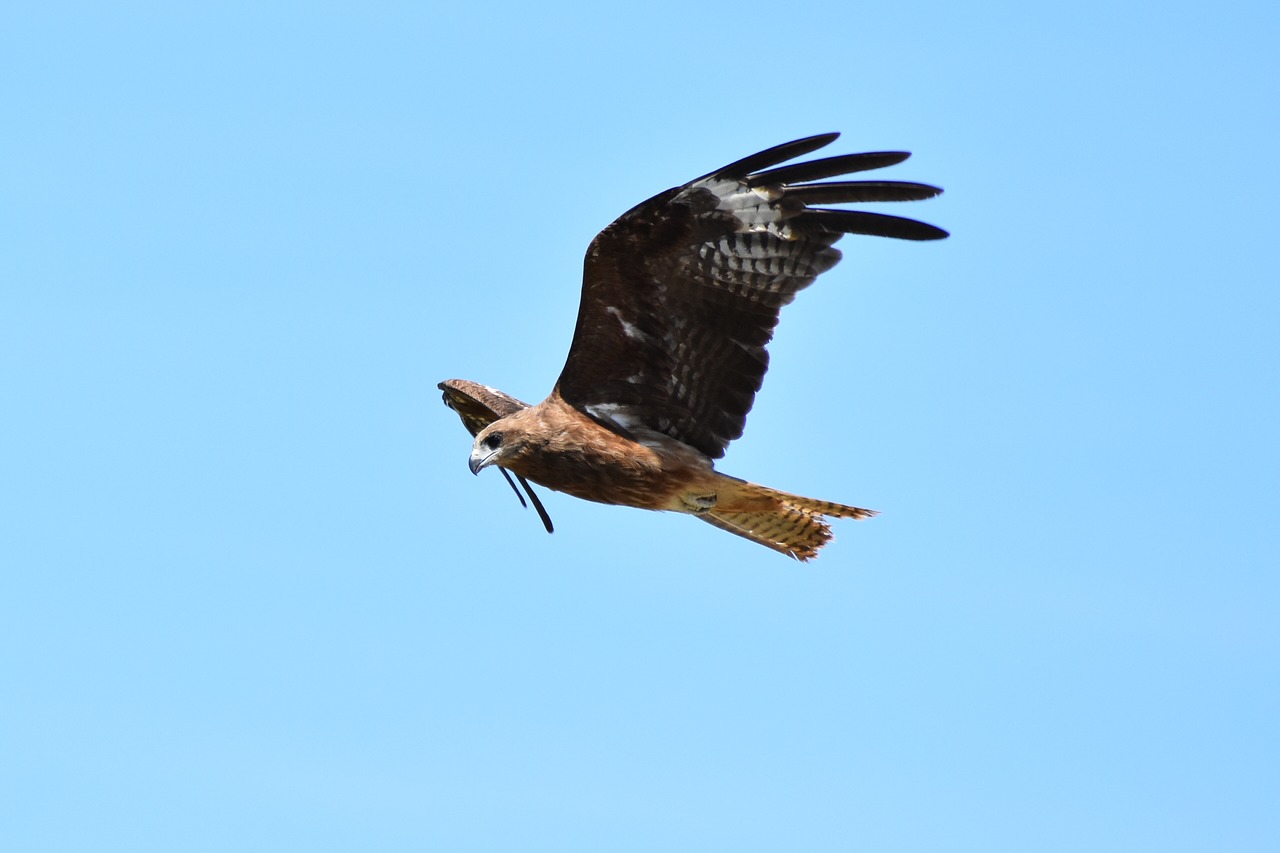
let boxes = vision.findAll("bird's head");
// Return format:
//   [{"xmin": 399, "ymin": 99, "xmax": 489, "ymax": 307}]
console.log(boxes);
[{"xmin": 469, "ymin": 423, "xmax": 511, "ymax": 475}]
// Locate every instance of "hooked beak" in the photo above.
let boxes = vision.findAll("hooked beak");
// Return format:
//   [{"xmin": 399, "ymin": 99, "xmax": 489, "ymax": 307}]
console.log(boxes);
[{"xmin": 468, "ymin": 447, "xmax": 497, "ymax": 475}]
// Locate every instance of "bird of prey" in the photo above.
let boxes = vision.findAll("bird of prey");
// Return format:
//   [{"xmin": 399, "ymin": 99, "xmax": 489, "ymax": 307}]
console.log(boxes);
[{"xmin": 440, "ymin": 133, "xmax": 945, "ymax": 560}]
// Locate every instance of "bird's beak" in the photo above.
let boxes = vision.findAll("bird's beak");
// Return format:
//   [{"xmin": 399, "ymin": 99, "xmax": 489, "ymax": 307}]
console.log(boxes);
[{"xmin": 468, "ymin": 447, "xmax": 496, "ymax": 475}]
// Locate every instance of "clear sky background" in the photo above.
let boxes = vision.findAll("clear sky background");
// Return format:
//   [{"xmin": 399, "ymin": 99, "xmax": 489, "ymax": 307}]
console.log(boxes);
[{"xmin": 3, "ymin": 2, "xmax": 1277, "ymax": 851}]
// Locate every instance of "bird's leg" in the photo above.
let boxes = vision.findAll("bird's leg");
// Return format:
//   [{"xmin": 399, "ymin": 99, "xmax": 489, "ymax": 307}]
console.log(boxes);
[{"xmin": 679, "ymin": 492, "xmax": 718, "ymax": 514}]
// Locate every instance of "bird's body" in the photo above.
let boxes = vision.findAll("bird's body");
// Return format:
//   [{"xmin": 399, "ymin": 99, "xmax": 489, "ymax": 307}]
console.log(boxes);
[
  {"xmin": 471, "ymin": 396, "xmax": 713, "ymax": 513},
  {"xmin": 440, "ymin": 134, "xmax": 945, "ymax": 560}
]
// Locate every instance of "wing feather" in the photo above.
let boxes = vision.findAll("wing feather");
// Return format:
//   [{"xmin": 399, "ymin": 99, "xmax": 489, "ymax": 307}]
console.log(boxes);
[
  {"xmin": 697, "ymin": 133, "xmax": 841, "ymax": 182},
  {"xmin": 745, "ymin": 151, "xmax": 912, "ymax": 186},
  {"xmin": 784, "ymin": 180, "xmax": 942, "ymax": 205},
  {"xmin": 438, "ymin": 379, "xmax": 529, "ymax": 434},
  {"xmin": 554, "ymin": 134, "xmax": 946, "ymax": 459},
  {"xmin": 795, "ymin": 209, "xmax": 951, "ymax": 241}
]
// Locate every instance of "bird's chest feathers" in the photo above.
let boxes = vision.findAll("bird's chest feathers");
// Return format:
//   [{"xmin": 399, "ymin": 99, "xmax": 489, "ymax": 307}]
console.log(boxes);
[{"xmin": 510, "ymin": 420, "xmax": 710, "ymax": 511}]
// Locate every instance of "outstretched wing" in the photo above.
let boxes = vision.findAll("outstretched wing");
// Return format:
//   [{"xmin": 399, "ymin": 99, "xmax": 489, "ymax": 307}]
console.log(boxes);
[
  {"xmin": 554, "ymin": 133, "xmax": 947, "ymax": 459},
  {"xmin": 439, "ymin": 379, "xmax": 530, "ymax": 434},
  {"xmin": 438, "ymin": 379, "xmax": 553, "ymax": 533}
]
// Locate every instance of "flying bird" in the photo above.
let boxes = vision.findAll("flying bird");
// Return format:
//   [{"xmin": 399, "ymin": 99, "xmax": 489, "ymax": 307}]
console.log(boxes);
[{"xmin": 440, "ymin": 133, "xmax": 945, "ymax": 560}]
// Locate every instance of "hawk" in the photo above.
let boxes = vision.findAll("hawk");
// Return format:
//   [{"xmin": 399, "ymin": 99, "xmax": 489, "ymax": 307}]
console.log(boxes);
[{"xmin": 440, "ymin": 133, "xmax": 946, "ymax": 560}]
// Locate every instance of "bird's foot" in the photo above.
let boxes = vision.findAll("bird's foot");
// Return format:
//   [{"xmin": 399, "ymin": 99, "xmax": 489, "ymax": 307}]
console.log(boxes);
[{"xmin": 680, "ymin": 492, "xmax": 718, "ymax": 514}]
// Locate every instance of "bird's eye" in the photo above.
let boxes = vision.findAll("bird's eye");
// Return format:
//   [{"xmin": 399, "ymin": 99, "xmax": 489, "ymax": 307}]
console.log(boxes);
[{"xmin": 483, "ymin": 431, "xmax": 504, "ymax": 450}]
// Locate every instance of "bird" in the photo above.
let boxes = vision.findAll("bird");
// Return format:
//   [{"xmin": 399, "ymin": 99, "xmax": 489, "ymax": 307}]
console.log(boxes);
[{"xmin": 440, "ymin": 133, "xmax": 946, "ymax": 560}]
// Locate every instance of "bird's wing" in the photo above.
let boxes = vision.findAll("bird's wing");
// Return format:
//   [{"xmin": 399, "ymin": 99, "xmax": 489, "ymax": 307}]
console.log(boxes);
[
  {"xmin": 438, "ymin": 379, "xmax": 553, "ymax": 532},
  {"xmin": 554, "ymin": 133, "xmax": 946, "ymax": 459}
]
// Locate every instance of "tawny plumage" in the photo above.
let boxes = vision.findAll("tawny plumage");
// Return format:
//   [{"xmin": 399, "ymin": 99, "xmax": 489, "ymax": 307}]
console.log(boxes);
[{"xmin": 440, "ymin": 134, "xmax": 946, "ymax": 560}]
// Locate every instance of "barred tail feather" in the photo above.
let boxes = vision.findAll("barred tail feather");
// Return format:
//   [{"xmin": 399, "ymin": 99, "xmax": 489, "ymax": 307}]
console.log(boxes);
[{"xmin": 698, "ymin": 478, "xmax": 877, "ymax": 561}]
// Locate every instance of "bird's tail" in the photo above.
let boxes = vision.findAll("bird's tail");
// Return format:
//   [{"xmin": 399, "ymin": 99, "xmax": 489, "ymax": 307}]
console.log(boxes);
[{"xmin": 697, "ymin": 476, "xmax": 877, "ymax": 561}]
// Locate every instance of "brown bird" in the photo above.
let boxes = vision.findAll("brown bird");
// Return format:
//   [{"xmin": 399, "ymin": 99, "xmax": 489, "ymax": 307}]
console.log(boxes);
[{"xmin": 440, "ymin": 133, "xmax": 946, "ymax": 560}]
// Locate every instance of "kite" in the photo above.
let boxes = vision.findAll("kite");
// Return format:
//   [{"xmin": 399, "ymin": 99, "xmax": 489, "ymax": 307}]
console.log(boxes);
[{"xmin": 440, "ymin": 133, "xmax": 946, "ymax": 560}]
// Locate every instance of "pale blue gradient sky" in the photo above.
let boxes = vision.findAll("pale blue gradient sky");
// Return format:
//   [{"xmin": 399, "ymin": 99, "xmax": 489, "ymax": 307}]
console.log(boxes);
[{"xmin": 3, "ymin": 2, "xmax": 1278, "ymax": 851}]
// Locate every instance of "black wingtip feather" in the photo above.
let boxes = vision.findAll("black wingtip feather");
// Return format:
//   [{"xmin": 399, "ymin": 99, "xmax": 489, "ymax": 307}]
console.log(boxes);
[
  {"xmin": 786, "ymin": 180, "xmax": 943, "ymax": 205},
  {"xmin": 748, "ymin": 151, "xmax": 913, "ymax": 187},
  {"xmin": 704, "ymin": 133, "xmax": 841, "ymax": 181},
  {"xmin": 498, "ymin": 467, "xmax": 528, "ymax": 508},
  {"xmin": 518, "ymin": 474, "xmax": 554, "ymax": 533},
  {"xmin": 498, "ymin": 466, "xmax": 554, "ymax": 533},
  {"xmin": 801, "ymin": 209, "xmax": 950, "ymax": 241}
]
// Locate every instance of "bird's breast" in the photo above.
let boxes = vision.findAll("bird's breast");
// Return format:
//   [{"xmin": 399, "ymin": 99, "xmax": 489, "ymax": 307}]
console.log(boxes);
[{"xmin": 509, "ymin": 423, "xmax": 712, "ymax": 512}]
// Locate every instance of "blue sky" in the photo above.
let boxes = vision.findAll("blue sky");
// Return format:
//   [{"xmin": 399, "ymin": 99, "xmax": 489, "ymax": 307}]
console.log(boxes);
[{"xmin": 3, "ymin": 2, "xmax": 1277, "ymax": 851}]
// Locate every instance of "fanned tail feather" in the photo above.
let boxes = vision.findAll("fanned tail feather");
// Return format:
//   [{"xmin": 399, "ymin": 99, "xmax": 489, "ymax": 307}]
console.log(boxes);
[{"xmin": 698, "ymin": 478, "xmax": 877, "ymax": 562}]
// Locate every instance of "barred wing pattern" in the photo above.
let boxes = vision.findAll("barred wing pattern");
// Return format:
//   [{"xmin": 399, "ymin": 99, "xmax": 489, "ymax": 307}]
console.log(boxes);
[{"xmin": 555, "ymin": 133, "xmax": 946, "ymax": 459}]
